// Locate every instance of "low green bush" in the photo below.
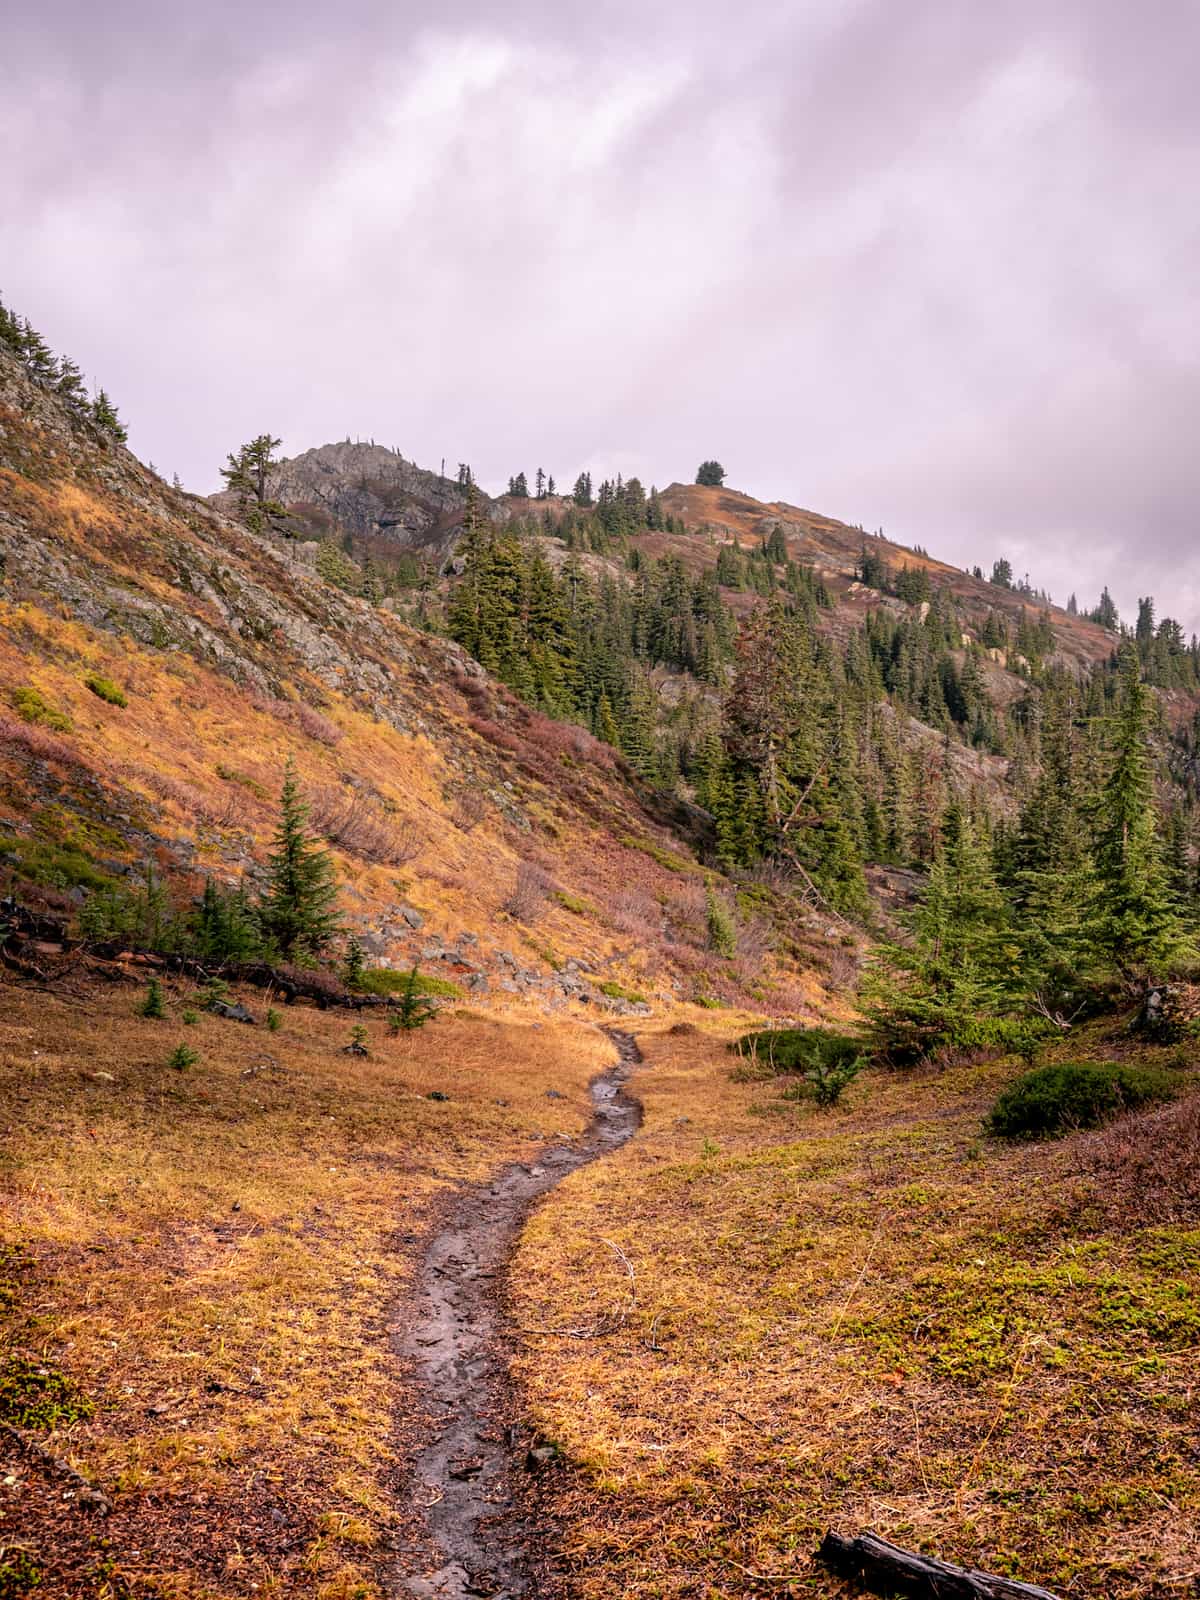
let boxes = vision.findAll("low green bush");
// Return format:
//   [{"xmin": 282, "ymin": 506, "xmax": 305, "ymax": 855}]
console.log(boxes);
[
  {"xmin": 12, "ymin": 685, "xmax": 72, "ymax": 732},
  {"xmin": 356, "ymin": 967, "xmax": 462, "ymax": 999},
  {"xmin": 731, "ymin": 1027, "xmax": 864, "ymax": 1075},
  {"xmin": 987, "ymin": 1061, "xmax": 1176, "ymax": 1141},
  {"xmin": 84, "ymin": 674, "xmax": 127, "ymax": 707},
  {"xmin": 598, "ymin": 979, "xmax": 647, "ymax": 1005}
]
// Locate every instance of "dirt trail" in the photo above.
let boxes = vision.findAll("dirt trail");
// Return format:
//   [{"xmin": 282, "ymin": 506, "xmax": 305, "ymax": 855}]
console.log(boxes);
[{"xmin": 396, "ymin": 1028, "xmax": 643, "ymax": 1599}]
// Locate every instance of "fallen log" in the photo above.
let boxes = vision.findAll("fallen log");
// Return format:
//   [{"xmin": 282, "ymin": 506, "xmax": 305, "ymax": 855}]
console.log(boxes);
[{"xmin": 816, "ymin": 1531, "xmax": 1063, "ymax": 1600}]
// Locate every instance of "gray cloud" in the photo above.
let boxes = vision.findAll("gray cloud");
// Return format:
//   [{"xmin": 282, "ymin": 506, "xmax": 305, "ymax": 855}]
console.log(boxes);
[{"xmin": 4, "ymin": 1, "xmax": 1197, "ymax": 629}]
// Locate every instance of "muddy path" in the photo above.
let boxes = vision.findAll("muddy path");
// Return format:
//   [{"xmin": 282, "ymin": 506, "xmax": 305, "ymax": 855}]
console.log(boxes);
[{"xmin": 395, "ymin": 1028, "xmax": 643, "ymax": 1599}]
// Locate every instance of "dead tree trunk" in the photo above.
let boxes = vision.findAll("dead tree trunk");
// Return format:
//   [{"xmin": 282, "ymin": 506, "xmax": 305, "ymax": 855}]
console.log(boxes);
[{"xmin": 816, "ymin": 1531, "xmax": 1063, "ymax": 1600}]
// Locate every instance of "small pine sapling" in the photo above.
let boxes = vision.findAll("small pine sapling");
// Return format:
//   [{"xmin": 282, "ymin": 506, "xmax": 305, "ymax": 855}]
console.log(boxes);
[
  {"xmin": 805, "ymin": 1052, "xmax": 863, "ymax": 1108},
  {"xmin": 167, "ymin": 1043, "xmax": 198, "ymax": 1071},
  {"xmin": 181, "ymin": 1009, "xmax": 199, "ymax": 1025},
  {"xmin": 266, "ymin": 1008, "xmax": 282, "ymax": 1032},
  {"xmin": 344, "ymin": 1022, "xmax": 370, "ymax": 1056},
  {"xmin": 395, "ymin": 966, "xmax": 438, "ymax": 1031},
  {"xmin": 343, "ymin": 935, "xmax": 366, "ymax": 990},
  {"xmin": 139, "ymin": 978, "xmax": 166, "ymax": 1019},
  {"xmin": 705, "ymin": 888, "xmax": 737, "ymax": 959}
]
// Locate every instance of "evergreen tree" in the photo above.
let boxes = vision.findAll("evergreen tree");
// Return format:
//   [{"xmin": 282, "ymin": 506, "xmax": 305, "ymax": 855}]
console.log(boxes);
[
  {"xmin": 1091, "ymin": 642, "xmax": 1187, "ymax": 978},
  {"xmin": 990, "ymin": 557, "xmax": 1013, "ymax": 588},
  {"xmin": 90, "ymin": 389, "xmax": 127, "ymax": 442},
  {"xmin": 258, "ymin": 759, "xmax": 341, "ymax": 961},
  {"xmin": 695, "ymin": 460, "xmax": 726, "ymax": 487},
  {"xmin": 864, "ymin": 800, "xmax": 1012, "ymax": 1063},
  {"xmin": 221, "ymin": 434, "xmax": 286, "ymax": 533}
]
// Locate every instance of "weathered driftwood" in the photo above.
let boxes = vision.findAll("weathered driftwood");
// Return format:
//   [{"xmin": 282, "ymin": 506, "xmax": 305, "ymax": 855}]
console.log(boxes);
[{"xmin": 816, "ymin": 1531, "xmax": 1063, "ymax": 1600}]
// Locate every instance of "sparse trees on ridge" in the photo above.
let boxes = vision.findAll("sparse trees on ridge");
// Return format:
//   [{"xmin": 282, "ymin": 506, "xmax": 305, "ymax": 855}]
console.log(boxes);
[{"xmin": 220, "ymin": 433, "xmax": 288, "ymax": 533}]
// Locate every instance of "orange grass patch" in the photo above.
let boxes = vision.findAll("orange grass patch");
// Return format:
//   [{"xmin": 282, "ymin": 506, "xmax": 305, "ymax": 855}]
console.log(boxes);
[
  {"xmin": 511, "ymin": 1025, "xmax": 1200, "ymax": 1599},
  {"xmin": 0, "ymin": 973, "xmax": 613, "ymax": 1597}
]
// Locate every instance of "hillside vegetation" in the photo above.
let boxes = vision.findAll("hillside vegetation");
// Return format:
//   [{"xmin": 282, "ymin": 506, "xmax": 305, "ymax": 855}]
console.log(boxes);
[{"xmin": 1, "ymin": 297, "xmax": 1198, "ymax": 1600}]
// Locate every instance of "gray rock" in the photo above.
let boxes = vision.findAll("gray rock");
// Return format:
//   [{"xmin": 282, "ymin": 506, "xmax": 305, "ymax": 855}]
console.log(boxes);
[
  {"xmin": 399, "ymin": 904, "xmax": 424, "ymax": 930},
  {"xmin": 207, "ymin": 1000, "xmax": 256, "ymax": 1024}
]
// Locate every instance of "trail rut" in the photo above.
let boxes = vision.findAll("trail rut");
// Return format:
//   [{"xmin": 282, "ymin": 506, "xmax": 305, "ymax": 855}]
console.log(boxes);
[{"xmin": 396, "ymin": 1028, "xmax": 643, "ymax": 1599}]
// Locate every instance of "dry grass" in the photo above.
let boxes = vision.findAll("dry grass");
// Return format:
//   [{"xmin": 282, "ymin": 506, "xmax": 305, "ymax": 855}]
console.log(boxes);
[
  {"xmin": 0, "ymin": 973, "xmax": 613, "ymax": 1597},
  {"xmin": 511, "ymin": 1024, "xmax": 1200, "ymax": 1599}
]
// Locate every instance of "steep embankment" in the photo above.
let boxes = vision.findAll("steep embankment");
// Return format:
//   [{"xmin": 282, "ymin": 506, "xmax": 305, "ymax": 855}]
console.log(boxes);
[{"xmin": 0, "ymin": 348, "xmax": 834, "ymax": 1016}]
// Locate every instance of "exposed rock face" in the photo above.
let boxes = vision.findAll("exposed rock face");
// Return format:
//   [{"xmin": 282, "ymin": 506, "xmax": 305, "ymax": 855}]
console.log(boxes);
[{"xmin": 210, "ymin": 441, "xmax": 501, "ymax": 566}]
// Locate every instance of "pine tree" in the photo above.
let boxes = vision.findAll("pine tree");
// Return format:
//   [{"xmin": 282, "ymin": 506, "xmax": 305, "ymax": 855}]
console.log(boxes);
[
  {"xmin": 1091, "ymin": 641, "xmax": 1188, "ymax": 979},
  {"xmin": 90, "ymin": 389, "xmax": 128, "ymax": 442},
  {"xmin": 864, "ymin": 800, "xmax": 1012, "ymax": 1063},
  {"xmin": 221, "ymin": 434, "xmax": 286, "ymax": 533},
  {"xmin": 695, "ymin": 460, "xmax": 726, "ymax": 487},
  {"xmin": 258, "ymin": 759, "xmax": 341, "ymax": 961}
]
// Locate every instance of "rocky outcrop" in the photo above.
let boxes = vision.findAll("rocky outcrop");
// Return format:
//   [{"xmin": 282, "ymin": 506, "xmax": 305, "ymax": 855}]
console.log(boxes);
[{"xmin": 209, "ymin": 441, "xmax": 503, "ymax": 566}]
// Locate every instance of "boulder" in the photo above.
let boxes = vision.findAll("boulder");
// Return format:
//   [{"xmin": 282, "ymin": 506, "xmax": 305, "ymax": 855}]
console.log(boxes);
[{"xmin": 207, "ymin": 1000, "xmax": 256, "ymax": 1024}]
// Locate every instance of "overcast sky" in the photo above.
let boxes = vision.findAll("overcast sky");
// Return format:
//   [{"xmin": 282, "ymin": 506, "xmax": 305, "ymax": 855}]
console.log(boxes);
[{"xmin": 5, "ymin": 1, "xmax": 1198, "ymax": 628}]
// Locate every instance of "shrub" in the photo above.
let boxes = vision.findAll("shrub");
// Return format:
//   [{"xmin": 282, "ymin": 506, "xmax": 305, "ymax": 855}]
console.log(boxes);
[
  {"xmin": 182, "ymin": 1009, "xmax": 199, "ymax": 1025},
  {"xmin": 987, "ymin": 1061, "xmax": 1177, "ymax": 1141},
  {"xmin": 782, "ymin": 1053, "xmax": 863, "ymax": 1108},
  {"xmin": 344, "ymin": 1022, "xmax": 370, "ymax": 1056},
  {"xmin": 138, "ymin": 978, "xmax": 165, "ymax": 1019},
  {"xmin": 248, "ymin": 693, "xmax": 342, "ymax": 746},
  {"xmin": 391, "ymin": 966, "xmax": 439, "ymax": 1031},
  {"xmin": 0, "ymin": 711, "xmax": 77, "ymax": 766},
  {"xmin": 554, "ymin": 890, "xmax": 594, "ymax": 917},
  {"xmin": 741, "ymin": 1027, "xmax": 866, "ymax": 1108},
  {"xmin": 732, "ymin": 1027, "xmax": 864, "ymax": 1076},
  {"xmin": 451, "ymin": 787, "xmax": 489, "ymax": 833},
  {"xmin": 505, "ymin": 861, "xmax": 552, "ymax": 922},
  {"xmin": 12, "ymin": 685, "xmax": 72, "ymax": 732},
  {"xmin": 292, "ymin": 703, "xmax": 342, "ymax": 746},
  {"xmin": 84, "ymin": 674, "xmax": 127, "ymax": 707},
  {"xmin": 356, "ymin": 967, "xmax": 462, "ymax": 999},
  {"xmin": 167, "ymin": 1043, "xmax": 198, "ymax": 1071},
  {"xmin": 598, "ymin": 979, "xmax": 647, "ymax": 1005},
  {"xmin": 343, "ymin": 935, "xmax": 366, "ymax": 989},
  {"xmin": 310, "ymin": 785, "xmax": 419, "ymax": 865},
  {"xmin": 266, "ymin": 1008, "xmax": 282, "ymax": 1032},
  {"xmin": 705, "ymin": 888, "xmax": 737, "ymax": 958}
]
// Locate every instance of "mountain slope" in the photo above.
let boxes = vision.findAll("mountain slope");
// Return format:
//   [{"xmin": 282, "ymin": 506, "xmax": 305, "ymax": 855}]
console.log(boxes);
[{"xmin": 0, "ymin": 348, "xmax": 834, "ymax": 1015}]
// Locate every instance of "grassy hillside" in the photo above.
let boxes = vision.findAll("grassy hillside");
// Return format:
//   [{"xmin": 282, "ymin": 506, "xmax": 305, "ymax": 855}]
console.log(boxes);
[
  {"xmin": 0, "ymin": 346, "xmax": 837, "ymax": 1017},
  {"xmin": 513, "ymin": 1023, "xmax": 1200, "ymax": 1599}
]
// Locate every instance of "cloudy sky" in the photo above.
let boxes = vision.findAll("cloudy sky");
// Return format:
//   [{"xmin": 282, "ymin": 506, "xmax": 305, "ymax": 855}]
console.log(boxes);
[{"xmin": 5, "ymin": 1, "xmax": 1198, "ymax": 627}]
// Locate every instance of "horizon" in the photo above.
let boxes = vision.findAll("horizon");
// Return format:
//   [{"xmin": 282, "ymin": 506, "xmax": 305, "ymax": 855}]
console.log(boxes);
[{"xmin": 5, "ymin": 1, "xmax": 1198, "ymax": 629}]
